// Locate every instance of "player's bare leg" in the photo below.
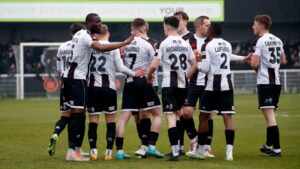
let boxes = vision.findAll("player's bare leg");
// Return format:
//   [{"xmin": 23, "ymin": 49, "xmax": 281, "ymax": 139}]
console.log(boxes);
[
  {"xmin": 261, "ymin": 108, "xmax": 281, "ymax": 156},
  {"xmin": 115, "ymin": 111, "xmax": 132, "ymax": 160},
  {"xmin": 223, "ymin": 114, "xmax": 234, "ymax": 161},
  {"xmin": 165, "ymin": 112, "xmax": 180, "ymax": 161},
  {"xmin": 88, "ymin": 114, "xmax": 99, "ymax": 161},
  {"xmin": 104, "ymin": 113, "xmax": 116, "ymax": 160},
  {"xmin": 183, "ymin": 106, "xmax": 198, "ymax": 153}
]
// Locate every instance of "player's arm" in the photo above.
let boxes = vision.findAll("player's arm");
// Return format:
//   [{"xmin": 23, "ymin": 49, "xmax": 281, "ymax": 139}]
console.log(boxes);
[
  {"xmin": 280, "ymin": 44, "xmax": 286, "ymax": 65},
  {"xmin": 197, "ymin": 45, "xmax": 210, "ymax": 73},
  {"xmin": 147, "ymin": 58, "xmax": 160, "ymax": 84},
  {"xmin": 91, "ymin": 35, "xmax": 134, "ymax": 52},
  {"xmin": 114, "ymin": 52, "xmax": 145, "ymax": 77},
  {"xmin": 251, "ymin": 55, "xmax": 260, "ymax": 72},
  {"xmin": 187, "ymin": 59, "xmax": 197, "ymax": 79},
  {"xmin": 280, "ymin": 52, "xmax": 286, "ymax": 65},
  {"xmin": 251, "ymin": 40, "xmax": 262, "ymax": 72}
]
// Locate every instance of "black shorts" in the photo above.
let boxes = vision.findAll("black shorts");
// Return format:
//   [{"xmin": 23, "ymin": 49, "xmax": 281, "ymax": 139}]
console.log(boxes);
[
  {"xmin": 60, "ymin": 78, "xmax": 70, "ymax": 113},
  {"xmin": 257, "ymin": 84, "xmax": 281, "ymax": 109},
  {"xmin": 153, "ymin": 86, "xmax": 159, "ymax": 94},
  {"xmin": 121, "ymin": 77, "xmax": 161, "ymax": 112},
  {"xmin": 184, "ymin": 85, "xmax": 205, "ymax": 108},
  {"xmin": 87, "ymin": 87, "xmax": 117, "ymax": 115},
  {"xmin": 64, "ymin": 78, "xmax": 88, "ymax": 109},
  {"xmin": 199, "ymin": 90, "xmax": 235, "ymax": 114},
  {"xmin": 162, "ymin": 87, "xmax": 187, "ymax": 114}
]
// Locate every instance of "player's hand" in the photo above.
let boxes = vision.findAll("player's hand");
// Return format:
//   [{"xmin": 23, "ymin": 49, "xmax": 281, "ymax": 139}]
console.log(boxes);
[
  {"xmin": 146, "ymin": 74, "xmax": 153, "ymax": 84},
  {"xmin": 124, "ymin": 34, "xmax": 135, "ymax": 45},
  {"xmin": 120, "ymin": 46, "xmax": 126, "ymax": 57},
  {"xmin": 135, "ymin": 68, "xmax": 147, "ymax": 77},
  {"xmin": 244, "ymin": 52, "xmax": 252, "ymax": 64},
  {"xmin": 194, "ymin": 50, "xmax": 202, "ymax": 62}
]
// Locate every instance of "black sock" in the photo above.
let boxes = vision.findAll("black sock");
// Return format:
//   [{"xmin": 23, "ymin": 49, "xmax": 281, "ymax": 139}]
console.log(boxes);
[
  {"xmin": 136, "ymin": 122, "xmax": 143, "ymax": 142},
  {"xmin": 68, "ymin": 113, "xmax": 85, "ymax": 149},
  {"xmin": 270, "ymin": 125, "xmax": 281, "ymax": 149},
  {"xmin": 88, "ymin": 122, "xmax": 98, "ymax": 149},
  {"xmin": 197, "ymin": 132, "xmax": 207, "ymax": 146},
  {"xmin": 76, "ymin": 114, "xmax": 86, "ymax": 148},
  {"xmin": 106, "ymin": 122, "xmax": 116, "ymax": 150},
  {"xmin": 116, "ymin": 137, "xmax": 124, "ymax": 150},
  {"xmin": 148, "ymin": 131, "xmax": 159, "ymax": 146},
  {"xmin": 184, "ymin": 117, "xmax": 198, "ymax": 140},
  {"xmin": 225, "ymin": 130, "xmax": 235, "ymax": 145},
  {"xmin": 177, "ymin": 118, "xmax": 184, "ymax": 147},
  {"xmin": 207, "ymin": 120, "xmax": 213, "ymax": 145},
  {"xmin": 54, "ymin": 116, "xmax": 70, "ymax": 135},
  {"xmin": 141, "ymin": 118, "xmax": 151, "ymax": 146},
  {"xmin": 266, "ymin": 126, "xmax": 273, "ymax": 147},
  {"xmin": 168, "ymin": 127, "xmax": 179, "ymax": 146}
]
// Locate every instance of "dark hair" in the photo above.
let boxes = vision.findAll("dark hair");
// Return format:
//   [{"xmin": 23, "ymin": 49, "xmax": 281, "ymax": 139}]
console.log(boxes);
[
  {"xmin": 164, "ymin": 16, "xmax": 179, "ymax": 29},
  {"xmin": 194, "ymin": 16, "xmax": 209, "ymax": 27},
  {"xmin": 85, "ymin": 13, "xmax": 99, "ymax": 24},
  {"xmin": 255, "ymin": 15, "xmax": 272, "ymax": 30},
  {"xmin": 173, "ymin": 11, "xmax": 189, "ymax": 21},
  {"xmin": 209, "ymin": 23, "xmax": 222, "ymax": 36},
  {"xmin": 70, "ymin": 23, "xmax": 86, "ymax": 35},
  {"xmin": 131, "ymin": 18, "xmax": 146, "ymax": 30}
]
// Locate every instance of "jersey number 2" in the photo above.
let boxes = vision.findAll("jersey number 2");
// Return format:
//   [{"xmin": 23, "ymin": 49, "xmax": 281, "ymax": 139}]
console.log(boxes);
[
  {"xmin": 169, "ymin": 54, "xmax": 187, "ymax": 70},
  {"xmin": 90, "ymin": 56, "xmax": 106, "ymax": 72}
]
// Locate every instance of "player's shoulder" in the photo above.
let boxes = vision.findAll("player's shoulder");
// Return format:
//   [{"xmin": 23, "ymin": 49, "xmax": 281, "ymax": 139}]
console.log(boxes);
[
  {"xmin": 181, "ymin": 31, "xmax": 194, "ymax": 41},
  {"xmin": 137, "ymin": 37, "xmax": 155, "ymax": 49},
  {"xmin": 58, "ymin": 40, "xmax": 72, "ymax": 51}
]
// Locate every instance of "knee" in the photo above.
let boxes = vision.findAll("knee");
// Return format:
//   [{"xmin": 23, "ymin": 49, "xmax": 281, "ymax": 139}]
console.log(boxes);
[{"xmin": 183, "ymin": 109, "xmax": 193, "ymax": 119}]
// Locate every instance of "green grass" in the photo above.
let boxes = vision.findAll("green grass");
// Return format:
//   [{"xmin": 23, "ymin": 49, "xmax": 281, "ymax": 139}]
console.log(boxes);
[{"xmin": 0, "ymin": 94, "xmax": 300, "ymax": 169}]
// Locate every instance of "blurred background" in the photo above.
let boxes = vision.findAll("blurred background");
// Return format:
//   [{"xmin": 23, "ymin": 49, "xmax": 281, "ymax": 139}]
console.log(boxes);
[{"xmin": 0, "ymin": 0, "xmax": 299, "ymax": 98}]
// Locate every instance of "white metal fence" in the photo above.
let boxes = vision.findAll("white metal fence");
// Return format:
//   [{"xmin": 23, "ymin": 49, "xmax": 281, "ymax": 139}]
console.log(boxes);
[{"xmin": 0, "ymin": 69, "xmax": 300, "ymax": 99}]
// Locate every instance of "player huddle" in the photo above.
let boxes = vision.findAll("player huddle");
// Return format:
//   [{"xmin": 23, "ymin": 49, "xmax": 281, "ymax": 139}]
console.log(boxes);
[{"xmin": 48, "ymin": 11, "xmax": 285, "ymax": 162}]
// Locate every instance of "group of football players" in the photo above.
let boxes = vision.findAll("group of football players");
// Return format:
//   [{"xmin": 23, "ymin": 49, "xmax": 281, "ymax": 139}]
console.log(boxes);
[{"xmin": 47, "ymin": 11, "xmax": 285, "ymax": 162}]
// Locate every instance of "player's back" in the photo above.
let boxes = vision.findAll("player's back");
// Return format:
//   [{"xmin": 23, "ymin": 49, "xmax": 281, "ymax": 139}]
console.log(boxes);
[
  {"xmin": 123, "ymin": 37, "xmax": 155, "ymax": 82},
  {"xmin": 57, "ymin": 40, "xmax": 72, "ymax": 77},
  {"xmin": 254, "ymin": 33, "xmax": 283, "ymax": 85},
  {"xmin": 68, "ymin": 29, "xmax": 94, "ymax": 80},
  {"xmin": 158, "ymin": 36, "xmax": 194, "ymax": 88},
  {"xmin": 203, "ymin": 38, "xmax": 232, "ymax": 91},
  {"xmin": 89, "ymin": 40, "xmax": 119, "ymax": 90}
]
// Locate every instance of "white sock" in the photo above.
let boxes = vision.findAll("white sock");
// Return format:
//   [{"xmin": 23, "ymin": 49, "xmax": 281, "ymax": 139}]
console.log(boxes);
[
  {"xmin": 197, "ymin": 145, "xmax": 205, "ymax": 156},
  {"xmin": 117, "ymin": 150, "xmax": 124, "ymax": 154},
  {"xmin": 105, "ymin": 149, "xmax": 112, "ymax": 156},
  {"xmin": 91, "ymin": 148, "xmax": 98, "ymax": 155},
  {"xmin": 180, "ymin": 145, "xmax": 184, "ymax": 151},
  {"xmin": 172, "ymin": 145, "xmax": 179, "ymax": 156},
  {"xmin": 68, "ymin": 148, "xmax": 75, "ymax": 156},
  {"xmin": 265, "ymin": 144, "xmax": 272, "ymax": 149},
  {"xmin": 149, "ymin": 145, "xmax": 155, "ymax": 150},
  {"xmin": 53, "ymin": 133, "xmax": 58, "ymax": 139},
  {"xmin": 273, "ymin": 149, "xmax": 281, "ymax": 153},
  {"xmin": 190, "ymin": 136, "xmax": 198, "ymax": 143},
  {"xmin": 204, "ymin": 145, "xmax": 211, "ymax": 150},
  {"xmin": 226, "ymin": 145, "xmax": 233, "ymax": 157}
]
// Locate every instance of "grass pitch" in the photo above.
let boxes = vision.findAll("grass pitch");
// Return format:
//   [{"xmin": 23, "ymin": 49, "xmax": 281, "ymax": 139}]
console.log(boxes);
[{"xmin": 0, "ymin": 94, "xmax": 300, "ymax": 169}]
